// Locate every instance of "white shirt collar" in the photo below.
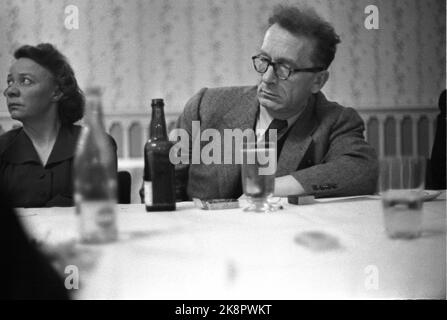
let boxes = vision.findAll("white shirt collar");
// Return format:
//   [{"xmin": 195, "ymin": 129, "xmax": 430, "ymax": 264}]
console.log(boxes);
[{"xmin": 255, "ymin": 105, "xmax": 302, "ymax": 140}]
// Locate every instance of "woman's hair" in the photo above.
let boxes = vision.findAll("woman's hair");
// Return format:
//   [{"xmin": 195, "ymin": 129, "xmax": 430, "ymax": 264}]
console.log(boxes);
[{"xmin": 14, "ymin": 43, "xmax": 84, "ymax": 124}]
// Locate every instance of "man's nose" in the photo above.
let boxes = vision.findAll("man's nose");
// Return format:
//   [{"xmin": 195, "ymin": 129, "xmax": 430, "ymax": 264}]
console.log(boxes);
[{"xmin": 261, "ymin": 64, "xmax": 277, "ymax": 84}]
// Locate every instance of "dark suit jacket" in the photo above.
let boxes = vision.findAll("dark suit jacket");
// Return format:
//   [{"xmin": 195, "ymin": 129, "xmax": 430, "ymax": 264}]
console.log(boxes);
[{"xmin": 175, "ymin": 86, "xmax": 378, "ymax": 199}]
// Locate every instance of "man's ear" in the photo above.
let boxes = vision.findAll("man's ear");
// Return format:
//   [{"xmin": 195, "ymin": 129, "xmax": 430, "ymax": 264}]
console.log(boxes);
[{"xmin": 311, "ymin": 70, "xmax": 329, "ymax": 93}]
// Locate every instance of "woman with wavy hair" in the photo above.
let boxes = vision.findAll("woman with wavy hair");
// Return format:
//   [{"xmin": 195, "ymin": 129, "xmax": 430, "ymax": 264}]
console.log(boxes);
[{"xmin": 0, "ymin": 43, "xmax": 115, "ymax": 207}]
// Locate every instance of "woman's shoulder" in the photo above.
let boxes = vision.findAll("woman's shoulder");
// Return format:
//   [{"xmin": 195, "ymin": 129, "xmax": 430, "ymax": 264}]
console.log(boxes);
[{"xmin": 0, "ymin": 127, "xmax": 23, "ymax": 155}]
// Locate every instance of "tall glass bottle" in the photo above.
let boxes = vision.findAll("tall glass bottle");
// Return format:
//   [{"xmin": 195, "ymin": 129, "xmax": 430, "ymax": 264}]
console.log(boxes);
[
  {"xmin": 74, "ymin": 87, "xmax": 118, "ymax": 243},
  {"xmin": 144, "ymin": 98, "xmax": 176, "ymax": 211}
]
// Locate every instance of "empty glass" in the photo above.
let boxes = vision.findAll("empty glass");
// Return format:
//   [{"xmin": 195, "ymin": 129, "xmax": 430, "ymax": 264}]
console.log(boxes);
[
  {"xmin": 241, "ymin": 142, "xmax": 277, "ymax": 213},
  {"xmin": 378, "ymin": 157, "xmax": 426, "ymax": 239}
]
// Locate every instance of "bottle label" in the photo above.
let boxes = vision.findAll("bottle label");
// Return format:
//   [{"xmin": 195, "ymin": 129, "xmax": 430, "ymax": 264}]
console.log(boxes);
[
  {"xmin": 78, "ymin": 200, "xmax": 117, "ymax": 244},
  {"xmin": 144, "ymin": 181, "xmax": 153, "ymax": 206}
]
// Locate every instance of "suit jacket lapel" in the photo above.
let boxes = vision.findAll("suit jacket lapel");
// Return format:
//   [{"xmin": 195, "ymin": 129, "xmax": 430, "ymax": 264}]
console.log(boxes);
[
  {"xmin": 276, "ymin": 95, "xmax": 318, "ymax": 176},
  {"xmin": 218, "ymin": 87, "xmax": 259, "ymax": 196},
  {"xmin": 221, "ymin": 87, "xmax": 259, "ymax": 131}
]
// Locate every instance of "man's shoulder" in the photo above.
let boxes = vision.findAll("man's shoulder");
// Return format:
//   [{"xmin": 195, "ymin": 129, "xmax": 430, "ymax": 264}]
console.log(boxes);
[
  {"xmin": 184, "ymin": 85, "xmax": 257, "ymax": 121},
  {"xmin": 0, "ymin": 127, "xmax": 22, "ymax": 155},
  {"xmin": 198, "ymin": 85, "xmax": 257, "ymax": 108},
  {"xmin": 313, "ymin": 92, "xmax": 360, "ymax": 121},
  {"xmin": 203, "ymin": 85, "xmax": 257, "ymax": 97}
]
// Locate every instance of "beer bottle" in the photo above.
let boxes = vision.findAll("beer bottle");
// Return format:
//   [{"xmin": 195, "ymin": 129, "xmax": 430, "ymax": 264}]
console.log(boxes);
[
  {"xmin": 74, "ymin": 87, "xmax": 118, "ymax": 243},
  {"xmin": 144, "ymin": 98, "xmax": 176, "ymax": 211}
]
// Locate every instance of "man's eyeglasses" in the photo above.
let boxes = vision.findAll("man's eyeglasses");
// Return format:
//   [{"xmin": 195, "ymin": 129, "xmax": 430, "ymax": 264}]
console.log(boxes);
[{"xmin": 252, "ymin": 55, "xmax": 325, "ymax": 80}]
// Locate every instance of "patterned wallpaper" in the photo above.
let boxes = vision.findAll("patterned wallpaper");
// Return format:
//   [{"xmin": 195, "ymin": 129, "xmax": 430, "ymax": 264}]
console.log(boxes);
[{"xmin": 0, "ymin": 0, "xmax": 445, "ymax": 116}]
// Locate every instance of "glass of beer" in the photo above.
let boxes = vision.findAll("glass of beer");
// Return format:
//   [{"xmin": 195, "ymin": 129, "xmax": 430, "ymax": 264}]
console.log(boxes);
[
  {"xmin": 378, "ymin": 157, "xmax": 426, "ymax": 239},
  {"xmin": 241, "ymin": 142, "xmax": 277, "ymax": 213}
]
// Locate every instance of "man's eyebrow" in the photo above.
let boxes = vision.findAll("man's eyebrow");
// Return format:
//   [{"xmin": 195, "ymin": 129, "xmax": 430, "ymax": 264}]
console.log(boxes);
[
  {"xmin": 275, "ymin": 57, "xmax": 297, "ymax": 66},
  {"xmin": 258, "ymin": 50, "xmax": 297, "ymax": 66},
  {"xmin": 258, "ymin": 50, "xmax": 270, "ymax": 57}
]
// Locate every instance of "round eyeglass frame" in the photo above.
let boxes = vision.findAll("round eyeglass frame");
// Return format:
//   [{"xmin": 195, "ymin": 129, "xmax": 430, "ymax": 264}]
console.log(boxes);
[{"xmin": 252, "ymin": 55, "xmax": 325, "ymax": 80}]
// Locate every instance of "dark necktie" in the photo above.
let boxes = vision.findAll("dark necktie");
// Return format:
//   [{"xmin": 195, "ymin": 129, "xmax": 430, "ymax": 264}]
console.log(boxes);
[
  {"xmin": 264, "ymin": 119, "xmax": 288, "ymax": 160},
  {"xmin": 264, "ymin": 119, "xmax": 288, "ymax": 143}
]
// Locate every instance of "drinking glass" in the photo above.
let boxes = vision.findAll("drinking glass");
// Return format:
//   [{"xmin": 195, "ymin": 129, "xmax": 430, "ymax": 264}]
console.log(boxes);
[
  {"xmin": 378, "ymin": 157, "xmax": 426, "ymax": 239},
  {"xmin": 241, "ymin": 142, "xmax": 277, "ymax": 213}
]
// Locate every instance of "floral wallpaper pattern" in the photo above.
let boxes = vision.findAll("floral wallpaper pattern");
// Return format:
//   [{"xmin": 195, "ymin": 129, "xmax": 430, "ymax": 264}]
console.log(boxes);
[{"xmin": 0, "ymin": 0, "xmax": 445, "ymax": 115}]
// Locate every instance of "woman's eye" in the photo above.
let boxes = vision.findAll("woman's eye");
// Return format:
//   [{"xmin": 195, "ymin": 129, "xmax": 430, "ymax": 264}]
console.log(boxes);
[
  {"xmin": 6, "ymin": 80, "xmax": 13, "ymax": 86},
  {"xmin": 22, "ymin": 78, "xmax": 32, "ymax": 85}
]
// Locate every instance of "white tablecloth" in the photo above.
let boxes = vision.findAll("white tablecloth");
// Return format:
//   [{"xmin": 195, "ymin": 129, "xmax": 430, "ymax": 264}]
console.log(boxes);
[{"xmin": 18, "ymin": 193, "xmax": 446, "ymax": 300}]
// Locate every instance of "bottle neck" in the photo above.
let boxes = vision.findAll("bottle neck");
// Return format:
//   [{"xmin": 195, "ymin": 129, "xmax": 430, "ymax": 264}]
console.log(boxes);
[
  {"xmin": 84, "ymin": 97, "xmax": 105, "ymax": 129},
  {"xmin": 150, "ymin": 105, "xmax": 168, "ymax": 140}
]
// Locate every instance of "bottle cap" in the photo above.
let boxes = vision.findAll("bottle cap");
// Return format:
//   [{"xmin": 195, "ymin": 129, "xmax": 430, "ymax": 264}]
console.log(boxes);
[{"xmin": 151, "ymin": 98, "xmax": 164, "ymax": 106}]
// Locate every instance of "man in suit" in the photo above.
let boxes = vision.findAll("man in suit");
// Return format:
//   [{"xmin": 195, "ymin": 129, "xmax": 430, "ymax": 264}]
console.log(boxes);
[{"xmin": 173, "ymin": 5, "xmax": 378, "ymax": 200}]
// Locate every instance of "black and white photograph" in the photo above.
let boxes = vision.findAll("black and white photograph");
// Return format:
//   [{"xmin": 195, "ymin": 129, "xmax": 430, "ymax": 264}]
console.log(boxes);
[{"xmin": 0, "ymin": 0, "xmax": 445, "ymax": 305}]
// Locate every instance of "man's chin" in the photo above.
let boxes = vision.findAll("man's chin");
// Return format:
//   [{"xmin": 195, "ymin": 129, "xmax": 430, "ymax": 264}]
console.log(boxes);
[{"xmin": 258, "ymin": 98, "xmax": 281, "ymax": 112}]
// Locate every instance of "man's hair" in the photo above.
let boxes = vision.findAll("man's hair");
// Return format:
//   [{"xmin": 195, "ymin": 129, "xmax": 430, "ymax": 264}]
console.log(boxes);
[
  {"xmin": 268, "ymin": 5, "xmax": 341, "ymax": 70},
  {"xmin": 14, "ymin": 43, "xmax": 84, "ymax": 124}
]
